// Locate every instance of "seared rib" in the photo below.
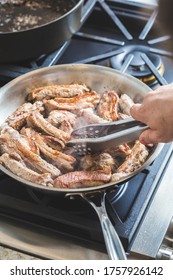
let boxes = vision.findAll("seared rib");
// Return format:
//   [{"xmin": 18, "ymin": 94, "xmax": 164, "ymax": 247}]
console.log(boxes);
[
  {"xmin": 1, "ymin": 125, "xmax": 40, "ymax": 155},
  {"xmin": 42, "ymin": 135, "xmax": 65, "ymax": 150},
  {"xmin": 0, "ymin": 153, "xmax": 53, "ymax": 187},
  {"xmin": 0, "ymin": 136, "xmax": 17, "ymax": 155},
  {"xmin": 47, "ymin": 110, "xmax": 77, "ymax": 127},
  {"xmin": 23, "ymin": 128, "xmax": 76, "ymax": 172},
  {"xmin": 28, "ymin": 84, "xmax": 90, "ymax": 101},
  {"xmin": 27, "ymin": 111, "xmax": 70, "ymax": 142},
  {"xmin": 0, "ymin": 125, "xmax": 20, "ymax": 140},
  {"xmin": 6, "ymin": 101, "xmax": 44, "ymax": 130},
  {"xmin": 58, "ymin": 120, "xmax": 73, "ymax": 135},
  {"xmin": 1, "ymin": 126, "xmax": 61, "ymax": 178},
  {"xmin": 111, "ymin": 141, "xmax": 149, "ymax": 182},
  {"xmin": 44, "ymin": 91, "xmax": 100, "ymax": 113},
  {"xmin": 16, "ymin": 139, "xmax": 61, "ymax": 178},
  {"xmin": 20, "ymin": 127, "xmax": 40, "ymax": 155},
  {"xmin": 119, "ymin": 94, "xmax": 134, "ymax": 116},
  {"xmin": 47, "ymin": 111, "xmax": 74, "ymax": 134},
  {"xmin": 80, "ymin": 153, "xmax": 116, "ymax": 172},
  {"xmin": 79, "ymin": 108, "xmax": 107, "ymax": 124},
  {"xmin": 97, "ymin": 91, "xmax": 119, "ymax": 121},
  {"xmin": 54, "ymin": 91, "xmax": 100, "ymax": 105},
  {"xmin": 105, "ymin": 143, "xmax": 131, "ymax": 158},
  {"xmin": 54, "ymin": 169, "xmax": 111, "ymax": 189}
]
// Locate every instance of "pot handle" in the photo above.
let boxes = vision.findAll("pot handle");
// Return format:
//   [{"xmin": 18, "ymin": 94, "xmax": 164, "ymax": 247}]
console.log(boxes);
[{"xmin": 82, "ymin": 192, "xmax": 127, "ymax": 260}]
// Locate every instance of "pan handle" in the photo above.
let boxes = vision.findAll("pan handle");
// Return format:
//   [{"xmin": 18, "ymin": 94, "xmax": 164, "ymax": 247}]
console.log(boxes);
[{"xmin": 81, "ymin": 192, "xmax": 127, "ymax": 260}]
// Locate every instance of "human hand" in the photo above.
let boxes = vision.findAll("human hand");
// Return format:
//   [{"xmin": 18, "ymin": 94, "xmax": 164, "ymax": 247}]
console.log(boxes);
[{"xmin": 130, "ymin": 84, "xmax": 173, "ymax": 145}]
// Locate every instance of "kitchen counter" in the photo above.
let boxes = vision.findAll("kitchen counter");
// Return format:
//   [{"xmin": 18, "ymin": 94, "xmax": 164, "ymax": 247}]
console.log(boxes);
[{"xmin": 0, "ymin": 246, "xmax": 39, "ymax": 260}]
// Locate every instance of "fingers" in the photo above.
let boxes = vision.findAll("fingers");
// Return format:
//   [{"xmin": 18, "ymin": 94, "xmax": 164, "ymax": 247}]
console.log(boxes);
[
  {"xmin": 130, "ymin": 92, "xmax": 155, "ymax": 123},
  {"xmin": 130, "ymin": 104, "xmax": 140, "ymax": 118},
  {"xmin": 139, "ymin": 129, "xmax": 160, "ymax": 145},
  {"xmin": 130, "ymin": 104, "xmax": 146, "ymax": 122}
]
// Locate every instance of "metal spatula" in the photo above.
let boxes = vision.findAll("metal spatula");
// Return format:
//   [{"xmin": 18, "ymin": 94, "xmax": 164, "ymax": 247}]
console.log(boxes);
[{"xmin": 67, "ymin": 118, "xmax": 148, "ymax": 155}]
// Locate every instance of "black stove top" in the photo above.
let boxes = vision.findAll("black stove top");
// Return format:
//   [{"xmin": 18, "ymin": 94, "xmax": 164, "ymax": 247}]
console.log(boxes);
[{"xmin": 0, "ymin": 0, "xmax": 173, "ymax": 257}]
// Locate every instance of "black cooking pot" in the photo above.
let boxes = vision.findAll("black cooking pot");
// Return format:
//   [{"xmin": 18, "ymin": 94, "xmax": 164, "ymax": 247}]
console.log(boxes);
[{"xmin": 0, "ymin": 0, "xmax": 84, "ymax": 63}]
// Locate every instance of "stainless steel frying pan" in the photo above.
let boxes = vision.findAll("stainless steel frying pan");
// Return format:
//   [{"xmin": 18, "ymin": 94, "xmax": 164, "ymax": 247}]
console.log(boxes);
[{"xmin": 0, "ymin": 64, "xmax": 163, "ymax": 260}]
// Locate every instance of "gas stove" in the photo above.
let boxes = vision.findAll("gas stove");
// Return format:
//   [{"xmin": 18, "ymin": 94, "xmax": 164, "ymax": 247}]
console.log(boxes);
[{"xmin": 0, "ymin": 0, "xmax": 173, "ymax": 260}]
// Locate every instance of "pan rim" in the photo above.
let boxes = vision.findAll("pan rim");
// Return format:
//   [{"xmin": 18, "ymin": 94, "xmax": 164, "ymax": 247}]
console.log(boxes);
[{"xmin": 0, "ymin": 63, "xmax": 152, "ymax": 93}]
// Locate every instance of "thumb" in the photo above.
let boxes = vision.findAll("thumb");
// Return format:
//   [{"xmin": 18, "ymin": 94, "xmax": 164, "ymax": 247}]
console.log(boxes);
[
  {"xmin": 130, "ymin": 104, "xmax": 143, "ymax": 121},
  {"xmin": 139, "ymin": 129, "xmax": 159, "ymax": 145}
]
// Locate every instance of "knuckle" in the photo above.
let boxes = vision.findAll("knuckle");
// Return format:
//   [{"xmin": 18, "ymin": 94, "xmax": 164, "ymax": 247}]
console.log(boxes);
[
  {"xmin": 136, "ymin": 104, "xmax": 147, "ymax": 116},
  {"xmin": 144, "ymin": 92, "xmax": 154, "ymax": 100}
]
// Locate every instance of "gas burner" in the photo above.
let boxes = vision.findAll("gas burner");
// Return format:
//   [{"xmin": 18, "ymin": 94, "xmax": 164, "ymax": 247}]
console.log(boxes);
[{"xmin": 110, "ymin": 45, "xmax": 165, "ymax": 86}]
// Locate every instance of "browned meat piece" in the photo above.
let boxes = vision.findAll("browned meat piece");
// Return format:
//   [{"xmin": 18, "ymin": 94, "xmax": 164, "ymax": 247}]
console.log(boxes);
[
  {"xmin": 79, "ymin": 154, "xmax": 94, "ymax": 171},
  {"xmin": 6, "ymin": 103, "xmax": 33, "ymax": 130},
  {"xmin": 106, "ymin": 144, "xmax": 132, "ymax": 158},
  {"xmin": 0, "ymin": 136, "xmax": 16, "ymax": 155},
  {"xmin": 0, "ymin": 125, "xmax": 20, "ymax": 139},
  {"xmin": 54, "ymin": 168, "xmax": 111, "ymax": 189},
  {"xmin": 32, "ymin": 101, "xmax": 45, "ymax": 111},
  {"xmin": 118, "ymin": 112, "xmax": 129, "ymax": 120},
  {"xmin": 59, "ymin": 120, "xmax": 73, "ymax": 135},
  {"xmin": 111, "ymin": 141, "xmax": 149, "ymax": 182},
  {"xmin": 47, "ymin": 110, "xmax": 77, "ymax": 127},
  {"xmin": 26, "ymin": 111, "xmax": 70, "ymax": 143},
  {"xmin": 23, "ymin": 128, "xmax": 76, "ymax": 172},
  {"xmin": 1, "ymin": 125, "xmax": 39, "ymax": 155},
  {"xmin": 44, "ymin": 99, "xmax": 75, "ymax": 113},
  {"xmin": 54, "ymin": 91, "xmax": 100, "ymax": 105},
  {"xmin": 6, "ymin": 101, "xmax": 44, "ymax": 130},
  {"xmin": 27, "ymin": 84, "xmax": 90, "ymax": 101},
  {"xmin": 47, "ymin": 110, "xmax": 75, "ymax": 134},
  {"xmin": 1, "ymin": 126, "xmax": 61, "ymax": 178},
  {"xmin": 0, "ymin": 126, "xmax": 20, "ymax": 154},
  {"xmin": 119, "ymin": 94, "xmax": 134, "ymax": 116},
  {"xmin": 44, "ymin": 91, "xmax": 100, "ymax": 113},
  {"xmin": 0, "ymin": 138, "xmax": 7, "ymax": 155},
  {"xmin": 97, "ymin": 91, "xmax": 119, "ymax": 121},
  {"xmin": 20, "ymin": 127, "xmax": 40, "ymax": 155},
  {"xmin": 0, "ymin": 153, "xmax": 53, "ymax": 187},
  {"xmin": 42, "ymin": 135, "xmax": 65, "ymax": 150},
  {"xmin": 16, "ymin": 139, "xmax": 61, "ymax": 178},
  {"xmin": 80, "ymin": 153, "xmax": 116, "ymax": 172},
  {"xmin": 79, "ymin": 108, "xmax": 107, "ymax": 124}
]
